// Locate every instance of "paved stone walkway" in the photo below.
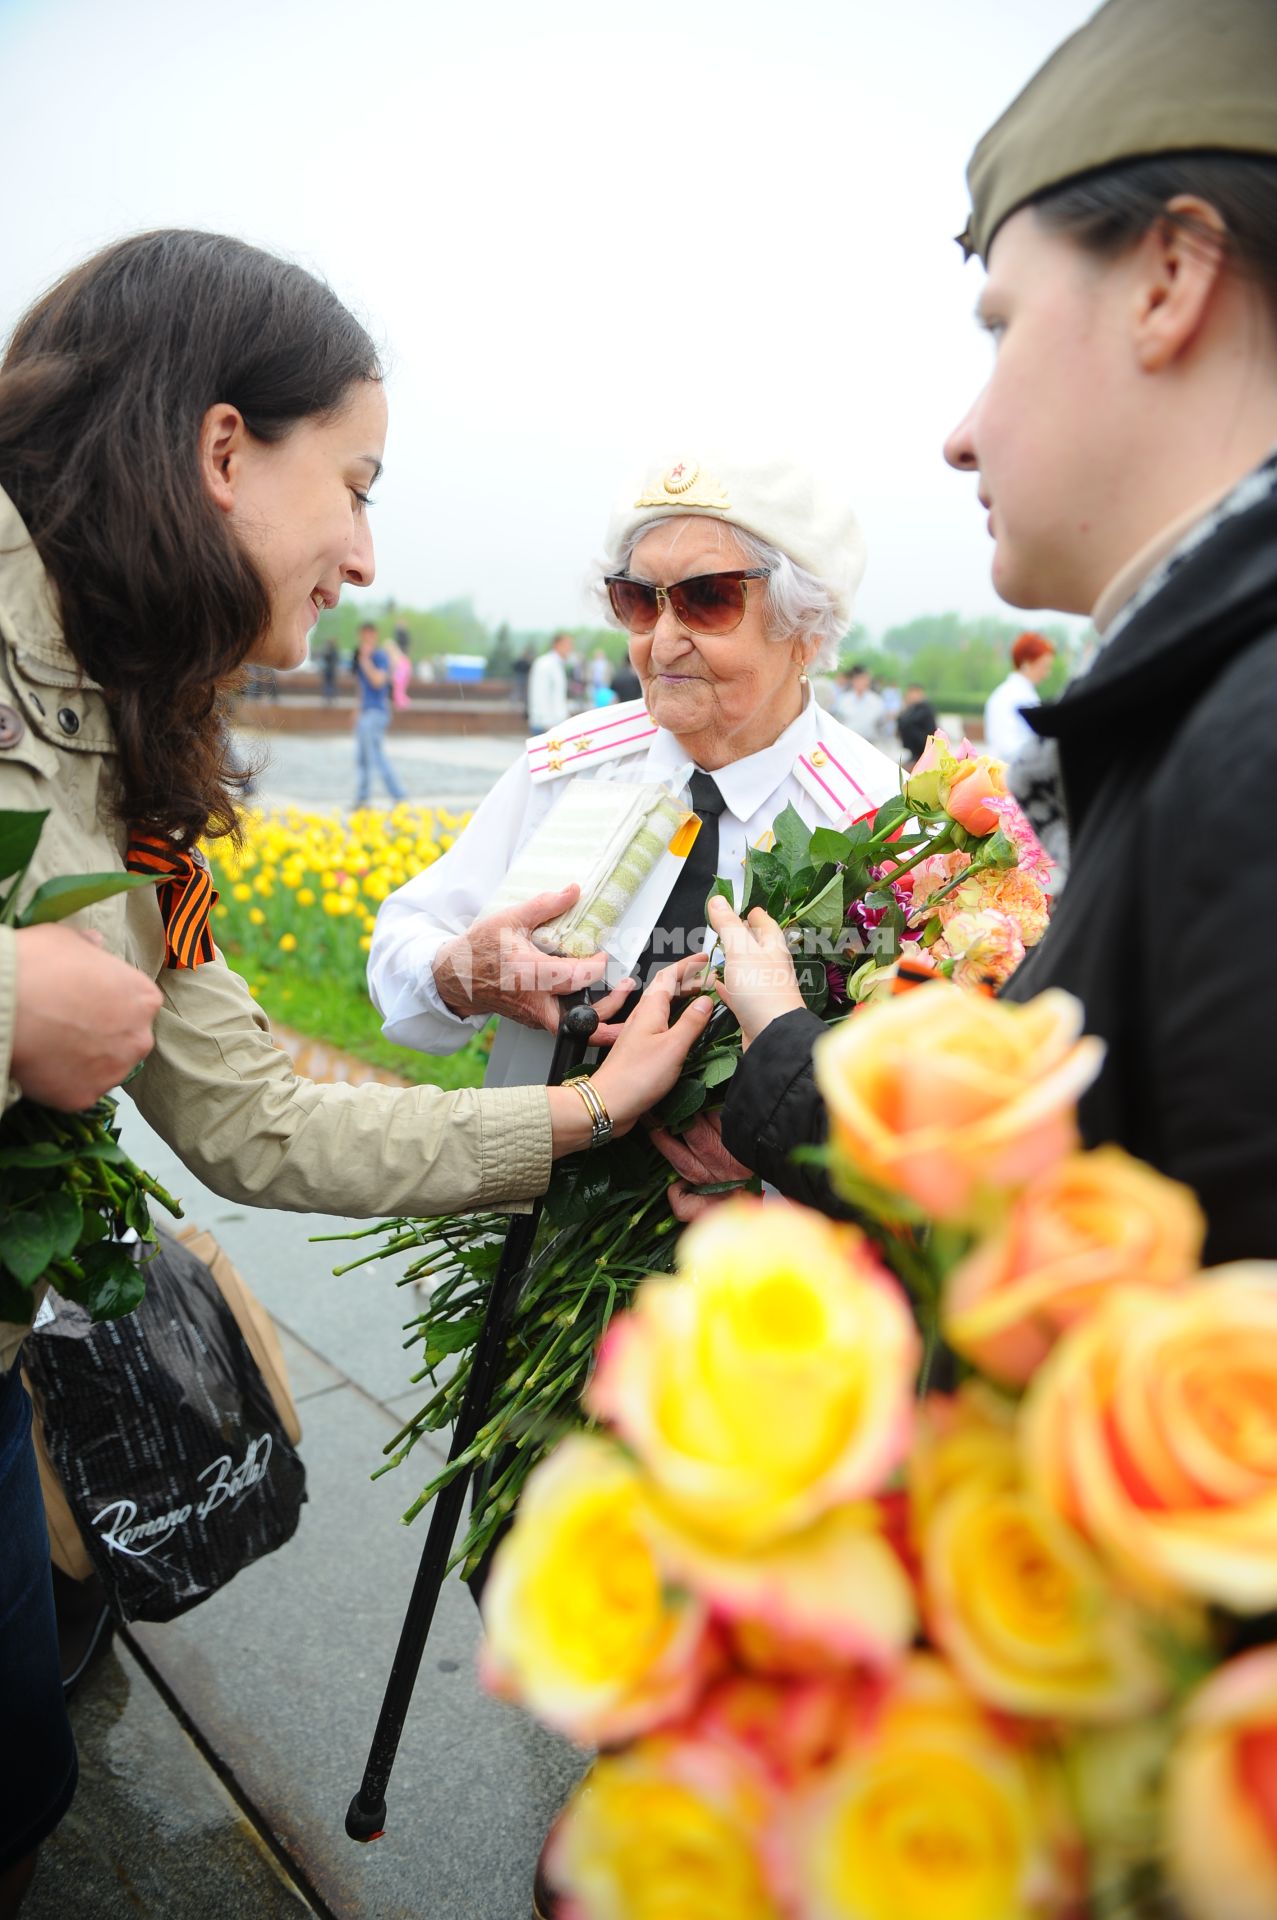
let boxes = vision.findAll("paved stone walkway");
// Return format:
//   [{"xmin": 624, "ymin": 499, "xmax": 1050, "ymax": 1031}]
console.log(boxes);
[{"xmin": 235, "ymin": 729, "xmax": 524, "ymax": 813}]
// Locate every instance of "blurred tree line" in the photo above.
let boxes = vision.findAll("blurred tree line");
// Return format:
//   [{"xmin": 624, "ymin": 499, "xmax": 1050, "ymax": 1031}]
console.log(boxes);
[{"xmin": 315, "ymin": 598, "xmax": 1078, "ymax": 711}]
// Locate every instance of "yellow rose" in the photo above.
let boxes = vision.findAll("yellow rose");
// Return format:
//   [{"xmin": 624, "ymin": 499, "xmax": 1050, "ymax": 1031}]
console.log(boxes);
[
  {"xmin": 783, "ymin": 1654, "xmax": 1080, "ymax": 1920},
  {"xmin": 813, "ymin": 984, "xmax": 1104, "ymax": 1224},
  {"xmin": 587, "ymin": 1199, "xmax": 919, "ymax": 1551},
  {"xmin": 479, "ymin": 1435, "xmax": 713, "ymax": 1748},
  {"xmin": 914, "ymin": 1389, "xmax": 1173, "ymax": 1723},
  {"xmin": 1165, "ymin": 1648, "xmax": 1277, "ymax": 1920},
  {"xmin": 544, "ymin": 1737, "xmax": 782, "ymax": 1920},
  {"xmin": 944, "ymin": 1148, "xmax": 1205, "ymax": 1386},
  {"xmin": 1023, "ymin": 1268, "xmax": 1277, "ymax": 1612}
]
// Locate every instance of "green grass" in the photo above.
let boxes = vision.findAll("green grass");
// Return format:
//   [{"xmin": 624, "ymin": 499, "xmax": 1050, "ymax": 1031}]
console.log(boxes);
[{"xmin": 223, "ymin": 947, "xmax": 492, "ymax": 1090}]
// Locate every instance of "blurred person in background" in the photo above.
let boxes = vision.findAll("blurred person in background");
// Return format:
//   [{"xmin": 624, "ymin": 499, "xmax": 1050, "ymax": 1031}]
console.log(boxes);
[
  {"xmin": 982, "ymin": 629, "xmax": 1055, "ymax": 758},
  {"xmin": 352, "ymin": 620, "xmax": 407, "ymax": 808},
  {"xmin": 525, "ymin": 630, "xmax": 574, "ymax": 733},
  {"xmin": 896, "ymin": 678, "xmax": 938, "ymax": 766}
]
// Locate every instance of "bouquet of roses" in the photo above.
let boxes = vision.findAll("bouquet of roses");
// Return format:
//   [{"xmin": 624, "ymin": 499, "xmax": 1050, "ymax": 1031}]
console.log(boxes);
[
  {"xmin": 481, "ymin": 982, "xmax": 1275, "ymax": 1920},
  {"xmin": 0, "ymin": 809, "xmax": 181, "ymax": 1328},
  {"xmin": 329, "ymin": 737, "xmax": 1052, "ymax": 1569}
]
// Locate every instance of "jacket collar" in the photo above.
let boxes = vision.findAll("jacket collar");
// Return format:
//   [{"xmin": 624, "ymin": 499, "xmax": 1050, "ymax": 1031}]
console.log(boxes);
[
  {"xmin": 0, "ymin": 484, "xmax": 99, "ymax": 686},
  {"xmin": 1030, "ymin": 479, "xmax": 1277, "ymax": 747}
]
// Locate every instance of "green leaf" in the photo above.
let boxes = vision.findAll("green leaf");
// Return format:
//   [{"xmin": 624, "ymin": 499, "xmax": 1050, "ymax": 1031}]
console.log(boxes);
[
  {"xmin": 796, "ymin": 959, "xmax": 830, "ymax": 1014},
  {"xmin": 17, "ymin": 870, "xmax": 161, "ymax": 927},
  {"xmin": 771, "ymin": 803, "xmax": 811, "ymax": 874},
  {"xmin": 872, "ymin": 795, "xmax": 910, "ymax": 837},
  {"xmin": 652, "ymin": 1075, "xmax": 709, "ymax": 1129},
  {"xmin": 1, "ymin": 1192, "xmax": 85, "ymax": 1282},
  {"xmin": 78, "ymin": 1209, "xmax": 111, "ymax": 1246},
  {"xmin": 742, "ymin": 849, "xmax": 788, "ymax": 915},
  {"xmin": 0, "ymin": 1266, "xmax": 34, "ymax": 1326},
  {"xmin": 701, "ymin": 1053, "xmax": 738, "ymax": 1089},
  {"xmin": 705, "ymin": 875, "xmax": 736, "ymax": 915},
  {"xmin": 802, "ymin": 874, "xmax": 847, "ymax": 937},
  {"xmin": 74, "ymin": 1241, "xmax": 147, "ymax": 1321},
  {"xmin": 980, "ymin": 829, "xmax": 1019, "ymax": 870},
  {"xmin": 0, "ymin": 810, "xmax": 49, "ymax": 883},
  {"xmin": 807, "ymin": 827, "xmax": 854, "ymax": 866}
]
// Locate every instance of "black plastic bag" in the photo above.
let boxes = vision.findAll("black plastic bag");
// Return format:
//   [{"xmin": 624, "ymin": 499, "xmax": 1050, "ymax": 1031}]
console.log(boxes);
[{"xmin": 22, "ymin": 1228, "xmax": 307, "ymax": 1622}]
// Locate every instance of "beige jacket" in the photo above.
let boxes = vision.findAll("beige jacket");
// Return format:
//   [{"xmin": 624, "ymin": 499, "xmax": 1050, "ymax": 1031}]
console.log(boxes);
[{"xmin": 0, "ymin": 488, "xmax": 552, "ymax": 1372}]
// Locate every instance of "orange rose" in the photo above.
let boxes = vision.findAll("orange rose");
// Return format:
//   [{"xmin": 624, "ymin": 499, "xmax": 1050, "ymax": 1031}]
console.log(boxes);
[
  {"xmin": 945, "ymin": 754, "xmax": 1010, "ymax": 837},
  {"xmin": 814, "ymin": 983, "xmax": 1104, "ymax": 1225},
  {"xmin": 944, "ymin": 1148, "xmax": 1205, "ymax": 1386},
  {"xmin": 1166, "ymin": 1648, "xmax": 1277, "ymax": 1920},
  {"xmin": 1023, "ymin": 1268, "xmax": 1277, "ymax": 1612}
]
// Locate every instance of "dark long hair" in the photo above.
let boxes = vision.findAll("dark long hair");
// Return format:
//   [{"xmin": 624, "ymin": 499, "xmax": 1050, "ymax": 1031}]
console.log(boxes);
[
  {"xmin": 1033, "ymin": 153, "xmax": 1277, "ymax": 324},
  {"xmin": 0, "ymin": 230, "xmax": 381, "ymax": 846}
]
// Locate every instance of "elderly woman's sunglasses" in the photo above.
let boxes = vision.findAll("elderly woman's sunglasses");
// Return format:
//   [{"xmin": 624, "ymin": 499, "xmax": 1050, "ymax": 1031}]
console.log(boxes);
[{"xmin": 605, "ymin": 568, "xmax": 771, "ymax": 637}]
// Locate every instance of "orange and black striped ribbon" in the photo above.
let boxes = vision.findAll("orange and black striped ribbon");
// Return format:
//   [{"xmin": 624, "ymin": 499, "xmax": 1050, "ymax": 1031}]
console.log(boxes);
[{"xmin": 125, "ymin": 829, "xmax": 219, "ymax": 969}]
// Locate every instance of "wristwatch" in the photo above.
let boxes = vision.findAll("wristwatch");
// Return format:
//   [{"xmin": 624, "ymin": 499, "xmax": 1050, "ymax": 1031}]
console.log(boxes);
[{"xmin": 565, "ymin": 1075, "xmax": 613, "ymax": 1149}]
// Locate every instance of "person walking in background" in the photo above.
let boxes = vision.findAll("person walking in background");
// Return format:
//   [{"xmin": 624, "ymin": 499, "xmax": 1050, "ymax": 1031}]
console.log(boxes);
[
  {"xmin": 319, "ymin": 635, "xmax": 340, "ymax": 704},
  {"xmin": 526, "ymin": 631, "xmax": 574, "ymax": 733},
  {"xmin": 982, "ymin": 630, "xmax": 1055, "ymax": 758},
  {"xmin": 610, "ymin": 655, "xmax": 641, "ymax": 703},
  {"xmin": 390, "ymin": 625, "xmax": 413, "ymax": 711},
  {"xmin": 833, "ymin": 661, "xmax": 884, "ymax": 739},
  {"xmin": 896, "ymin": 679, "xmax": 938, "ymax": 766},
  {"xmin": 353, "ymin": 620, "xmax": 407, "ymax": 808}
]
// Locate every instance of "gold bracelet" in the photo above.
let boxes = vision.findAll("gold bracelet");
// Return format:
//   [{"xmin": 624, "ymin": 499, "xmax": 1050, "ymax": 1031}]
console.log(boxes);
[{"xmin": 564, "ymin": 1075, "xmax": 613, "ymax": 1149}]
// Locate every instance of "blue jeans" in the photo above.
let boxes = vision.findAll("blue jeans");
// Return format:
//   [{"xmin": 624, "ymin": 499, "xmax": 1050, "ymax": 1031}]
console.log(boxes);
[
  {"xmin": 353, "ymin": 707, "xmax": 406, "ymax": 807},
  {"xmin": 0, "ymin": 1365, "xmax": 78, "ymax": 1868}
]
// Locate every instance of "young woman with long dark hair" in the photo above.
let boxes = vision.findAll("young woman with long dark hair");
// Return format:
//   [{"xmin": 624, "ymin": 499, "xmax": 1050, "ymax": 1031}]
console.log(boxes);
[{"xmin": 0, "ymin": 229, "xmax": 710, "ymax": 1910}]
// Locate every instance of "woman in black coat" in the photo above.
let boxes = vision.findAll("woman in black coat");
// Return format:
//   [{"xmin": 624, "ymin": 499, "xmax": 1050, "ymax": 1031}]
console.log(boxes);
[{"xmin": 710, "ymin": 2, "xmax": 1277, "ymax": 1269}]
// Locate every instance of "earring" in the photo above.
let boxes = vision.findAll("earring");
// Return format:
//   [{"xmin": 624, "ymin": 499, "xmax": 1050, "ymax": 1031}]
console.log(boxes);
[{"xmin": 798, "ymin": 667, "xmax": 809, "ymax": 685}]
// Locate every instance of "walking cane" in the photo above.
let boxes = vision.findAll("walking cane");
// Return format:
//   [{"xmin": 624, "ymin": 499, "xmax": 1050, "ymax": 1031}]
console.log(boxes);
[{"xmin": 345, "ymin": 989, "xmax": 601, "ymax": 1843}]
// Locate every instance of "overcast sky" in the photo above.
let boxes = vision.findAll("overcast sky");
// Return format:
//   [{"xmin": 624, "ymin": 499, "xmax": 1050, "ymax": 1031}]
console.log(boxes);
[{"xmin": 0, "ymin": 0, "xmax": 1095, "ymax": 639}]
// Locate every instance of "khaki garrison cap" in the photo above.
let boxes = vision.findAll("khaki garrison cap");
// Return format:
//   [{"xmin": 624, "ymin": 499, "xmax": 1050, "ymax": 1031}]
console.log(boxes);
[{"xmin": 959, "ymin": 0, "xmax": 1277, "ymax": 264}]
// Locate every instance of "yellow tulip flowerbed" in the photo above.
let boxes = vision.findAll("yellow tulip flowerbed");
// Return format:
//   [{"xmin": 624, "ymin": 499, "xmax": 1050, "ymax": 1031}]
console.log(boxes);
[{"xmin": 206, "ymin": 804, "xmax": 489, "ymax": 1089}]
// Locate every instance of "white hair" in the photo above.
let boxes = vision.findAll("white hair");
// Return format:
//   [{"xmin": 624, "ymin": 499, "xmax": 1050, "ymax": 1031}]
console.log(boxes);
[{"xmin": 593, "ymin": 515, "xmax": 845, "ymax": 672}]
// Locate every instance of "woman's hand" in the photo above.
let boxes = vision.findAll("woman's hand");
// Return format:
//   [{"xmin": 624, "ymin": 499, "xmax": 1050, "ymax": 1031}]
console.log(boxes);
[
  {"xmin": 549, "ymin": 957, "xmax": 713, "ymax": 1152},
  {"xmin": 434, "ymin": 885, "xmax": 627, "ymax": 1034},
  {"xmin": 10, "ymin": 923, "xmax": 164, "ymax": 1110},
  {"xmin": 647, "ymin": 1109, "xmax": 753, "ymax": 1223},
  {"xmin": 706, "ymin": 894, "xmax": 806, "ymax": 1049}
]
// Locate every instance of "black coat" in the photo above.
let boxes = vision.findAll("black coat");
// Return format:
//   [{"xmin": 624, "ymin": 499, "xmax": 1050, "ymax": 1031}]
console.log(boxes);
[{"xmin": 723, "ymin": 483, "xmax": 1277, "ymax": 1266}]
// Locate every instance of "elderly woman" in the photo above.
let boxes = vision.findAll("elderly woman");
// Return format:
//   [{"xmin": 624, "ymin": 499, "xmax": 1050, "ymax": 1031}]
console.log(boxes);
[{"xmin": 368, "ymin": 456, "xmax": 903, "ymax": 1190}]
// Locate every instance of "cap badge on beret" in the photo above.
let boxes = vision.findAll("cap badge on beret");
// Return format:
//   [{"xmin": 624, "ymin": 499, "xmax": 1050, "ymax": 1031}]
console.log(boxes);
[{"xmin": 634, "ymin": 460, "xmax": 732, "ymax": 512}]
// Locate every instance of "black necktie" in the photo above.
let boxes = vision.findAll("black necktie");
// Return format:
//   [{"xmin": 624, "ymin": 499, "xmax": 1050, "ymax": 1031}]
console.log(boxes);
[{"xmin": 632, "ymin": 770, "xmax": 727, "ymax": 989}]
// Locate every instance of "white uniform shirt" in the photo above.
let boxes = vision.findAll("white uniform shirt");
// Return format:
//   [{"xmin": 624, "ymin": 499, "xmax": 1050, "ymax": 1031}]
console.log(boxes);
[
  {"xmin": 368, "ymin": 695, "xmax": 901, "ymax": 1080},
  {"xmin": 526, "ymin": 650, "xmax": 569, "ymax": 732},
  {"xmin": 983, "ymin": 670, "xmax": 1041, "ymax": 760}
]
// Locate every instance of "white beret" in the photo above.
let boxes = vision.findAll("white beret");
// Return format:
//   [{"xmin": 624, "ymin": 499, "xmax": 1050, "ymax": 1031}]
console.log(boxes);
[{"xmin": 605, "ymin": 453, "xmax": 867, "ymax": 633}]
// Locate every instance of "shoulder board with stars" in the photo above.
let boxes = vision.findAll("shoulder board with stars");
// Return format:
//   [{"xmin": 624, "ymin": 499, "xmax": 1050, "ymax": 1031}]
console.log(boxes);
[
  {"xmin": 526, "ymin": 699, "xmax": 659, "ymax": 784},
  {"xmin": 792, "ymin": 728, "xmax": 900, "ymax": 826}
]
